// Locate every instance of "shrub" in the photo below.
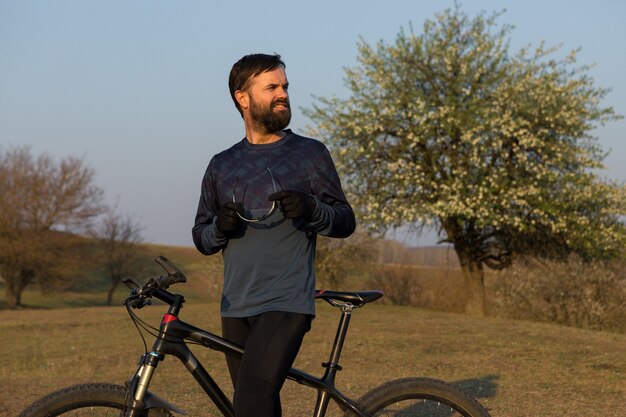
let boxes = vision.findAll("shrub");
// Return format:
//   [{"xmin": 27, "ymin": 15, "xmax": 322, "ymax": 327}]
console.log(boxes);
[
  {"xmin": 491, "ymin": 257, "xmax": 626, "ymax": 332},
  {"xmin": 367, "ymin": 264, "xmax": 466, "ymax": 312}
]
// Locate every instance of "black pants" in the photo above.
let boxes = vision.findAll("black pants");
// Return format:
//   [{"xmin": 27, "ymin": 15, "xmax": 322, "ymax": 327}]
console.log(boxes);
[{"xmin": 222, "ymin": 311, "xmax": 312, "ymax": 417}]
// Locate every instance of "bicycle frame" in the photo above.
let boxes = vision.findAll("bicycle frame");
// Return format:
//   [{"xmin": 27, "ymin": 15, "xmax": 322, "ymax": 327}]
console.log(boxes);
[{"xmin": 125, "ymin": 291, "xmax": 369, "ymax": 417}]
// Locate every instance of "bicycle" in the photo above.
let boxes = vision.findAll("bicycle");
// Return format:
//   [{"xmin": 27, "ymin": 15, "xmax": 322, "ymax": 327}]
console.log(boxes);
[{"xmin": 19, "ymin": 256, "xmax": 492, "ymax": 417}]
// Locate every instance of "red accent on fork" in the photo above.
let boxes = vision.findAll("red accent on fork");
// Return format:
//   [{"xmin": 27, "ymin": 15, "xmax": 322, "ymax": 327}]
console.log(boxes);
[{"xmin": 162, "ymin": 314, "xmax": 178, "ymax": 324}]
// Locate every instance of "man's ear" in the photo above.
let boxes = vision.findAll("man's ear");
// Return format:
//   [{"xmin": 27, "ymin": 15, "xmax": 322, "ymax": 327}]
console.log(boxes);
[{"xmin": 234, "ymin": 90, "xmax": 249, "ymax": 111}]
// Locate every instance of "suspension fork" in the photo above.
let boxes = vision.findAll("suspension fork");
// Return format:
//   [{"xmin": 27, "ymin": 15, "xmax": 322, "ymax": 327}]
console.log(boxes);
[
  {"xmin": 125, "ymin": 296, "xmax": 184, "ymax": 416},
  {"xmin": 125, "ymin": 351, "xmax": 163, "ymax": 416},
  {"xmin": 125, "ymin": 310, "xmax": 175, "ymax": 416}
]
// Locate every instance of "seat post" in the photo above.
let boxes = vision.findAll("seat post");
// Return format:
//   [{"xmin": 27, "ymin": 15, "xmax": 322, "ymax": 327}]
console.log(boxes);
[
  {"xmin": 314, "ymin": 303, "xmax": 354, "ymax": 417},
  {"xmin": 326, "ymin": 304, "xmax": 354, "ymax": 371}
]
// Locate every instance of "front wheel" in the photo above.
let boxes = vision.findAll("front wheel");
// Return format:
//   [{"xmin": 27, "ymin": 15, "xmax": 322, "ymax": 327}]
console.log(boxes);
[
  {"xmin": 344, "ymin": 377, "xmax": 491, "ymax": 417},
  {"xmin": 18, "ymin": 383, "xmax": 173, "ymax": 417}
]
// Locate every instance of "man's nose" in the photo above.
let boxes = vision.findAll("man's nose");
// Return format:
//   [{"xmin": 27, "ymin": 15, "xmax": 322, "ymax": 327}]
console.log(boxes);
[{"xmin": 276, "ymin": 87, "xmax": 288, "ymax": 98}]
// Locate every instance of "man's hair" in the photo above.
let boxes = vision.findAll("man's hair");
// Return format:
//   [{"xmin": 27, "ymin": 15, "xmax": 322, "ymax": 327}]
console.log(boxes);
[{"xmin": 228, "ymin": 53, "xmax": 286, "ymax": 117}]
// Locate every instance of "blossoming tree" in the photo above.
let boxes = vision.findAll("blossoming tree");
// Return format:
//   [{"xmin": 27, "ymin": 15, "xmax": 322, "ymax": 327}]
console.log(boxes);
[{"xmin": 305, "ymin": 5, "xmax": 626, "ymax": 316}]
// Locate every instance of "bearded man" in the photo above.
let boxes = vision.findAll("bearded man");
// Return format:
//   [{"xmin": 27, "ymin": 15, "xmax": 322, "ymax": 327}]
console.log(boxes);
[{"xmin": 192, "ymin": 53, "xmax": 355, "ymax": 417}]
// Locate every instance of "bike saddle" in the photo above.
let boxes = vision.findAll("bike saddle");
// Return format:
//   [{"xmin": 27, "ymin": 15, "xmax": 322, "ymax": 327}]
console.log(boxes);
[{"xmin": 315, "ymin": 290, "xmax": 384, "ymax": 307}]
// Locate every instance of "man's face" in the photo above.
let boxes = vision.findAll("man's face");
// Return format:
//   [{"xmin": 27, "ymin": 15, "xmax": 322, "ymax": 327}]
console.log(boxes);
[{"xmin": 246, "ymin": 67, "xmax": 291, "ymax": 133}]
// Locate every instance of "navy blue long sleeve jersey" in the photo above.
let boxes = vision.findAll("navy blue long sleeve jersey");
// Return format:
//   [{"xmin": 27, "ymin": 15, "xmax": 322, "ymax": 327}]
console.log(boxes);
[{"xmin": 192, "ymin": 130, "xmax": 355, "ymax": 317}]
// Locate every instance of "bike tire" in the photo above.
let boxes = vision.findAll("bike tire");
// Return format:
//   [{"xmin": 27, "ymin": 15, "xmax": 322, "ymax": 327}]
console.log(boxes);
[
  {"xmin": 18, "ymin": 383, "xmax": 173, "ymax": 417},
  {"xmin": 343, "ymin": 377, "xmax": 491, "ymax": 417}
]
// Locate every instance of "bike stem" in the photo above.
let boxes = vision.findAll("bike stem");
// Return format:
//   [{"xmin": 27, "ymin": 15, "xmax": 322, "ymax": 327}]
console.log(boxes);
[{"xmin": 314, "ymin": 303, "xmax": 354, "ymax": 417}]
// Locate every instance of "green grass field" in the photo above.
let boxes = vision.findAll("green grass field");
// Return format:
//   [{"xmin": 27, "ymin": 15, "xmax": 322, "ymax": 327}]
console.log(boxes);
[{"xmin": 2, "ymin": 298, "xmax": 625, "ymax": 416}]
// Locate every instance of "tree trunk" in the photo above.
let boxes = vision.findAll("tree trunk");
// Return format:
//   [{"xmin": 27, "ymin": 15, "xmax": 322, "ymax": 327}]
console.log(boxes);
[
  {"xmin": 4, "ymin": 272, "xmax": 23, "ymax": 309},
  {"xmin": 106, "ymin": 276, "xmax": 121, "ymax": 306},
  {"xmin": 455, "ymin": 249, "xmax": 486, "ymax": 316},
  {"xmin": 441, "ymin": 217, "xmax": 487, "ymax": 317}
]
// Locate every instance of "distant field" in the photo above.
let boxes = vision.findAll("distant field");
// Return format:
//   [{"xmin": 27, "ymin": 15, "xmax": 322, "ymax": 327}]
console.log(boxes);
[
  {"xmin": 2, "ymin": 300, "xmax": 625, "ymax": 417},
  {"xmin": 0, "ymin": 241, "xmax": 463, "ymax": 308}
]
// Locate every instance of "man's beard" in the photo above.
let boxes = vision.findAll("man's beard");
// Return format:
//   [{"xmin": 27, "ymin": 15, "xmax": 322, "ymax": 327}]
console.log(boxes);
[{"xmin": 249, "ymin": 95, "xmax": 291, "ymax": 134}]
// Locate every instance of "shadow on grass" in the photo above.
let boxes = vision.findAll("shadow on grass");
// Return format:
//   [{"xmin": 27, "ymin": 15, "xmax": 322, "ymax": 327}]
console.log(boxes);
[{"xmin": 451, "ymin": 374, "xmax": 499, "ymax": 399}]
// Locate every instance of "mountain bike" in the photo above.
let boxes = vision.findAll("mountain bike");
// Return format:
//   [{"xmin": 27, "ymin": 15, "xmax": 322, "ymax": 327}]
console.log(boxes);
[{"xmin": 19, "ymin": 256, "xmax": 491, "ymax": 417}]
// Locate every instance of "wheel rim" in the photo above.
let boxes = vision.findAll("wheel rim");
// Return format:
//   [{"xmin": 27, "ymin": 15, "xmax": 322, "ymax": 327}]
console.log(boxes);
[{"xmin": 371, "ymin": 396, "xmax": 477, "ymax": 417}]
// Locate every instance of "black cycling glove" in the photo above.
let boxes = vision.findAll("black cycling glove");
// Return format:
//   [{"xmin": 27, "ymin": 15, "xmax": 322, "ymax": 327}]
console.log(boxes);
[
  {"xmin": 269, "ymin": 190, "xmax": 316, "ymax": 220},
  {"xmin": 216, "ymin": 202, "xmax": 244, "ymax": 234}
]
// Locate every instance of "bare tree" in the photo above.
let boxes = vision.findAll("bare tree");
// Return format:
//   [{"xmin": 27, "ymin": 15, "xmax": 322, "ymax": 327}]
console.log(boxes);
[
  {"xmin": 0, "ymin": 146, "xmax": 104, "ymax": 308},
  {"xmin": 92, "ymin": 210, "xmax": 145, "ymax": 306}
]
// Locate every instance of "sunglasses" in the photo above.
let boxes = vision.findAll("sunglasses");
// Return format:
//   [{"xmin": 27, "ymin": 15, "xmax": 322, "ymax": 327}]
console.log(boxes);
[{"xmin": 232, "ymin": 167, "xmax": 279, "ymax": 223}]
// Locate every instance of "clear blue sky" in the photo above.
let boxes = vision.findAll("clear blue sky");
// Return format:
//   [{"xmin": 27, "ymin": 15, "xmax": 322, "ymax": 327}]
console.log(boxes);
[{"xmin": 1, "ymin": 0, "xmax": 624, "ymax": 247}]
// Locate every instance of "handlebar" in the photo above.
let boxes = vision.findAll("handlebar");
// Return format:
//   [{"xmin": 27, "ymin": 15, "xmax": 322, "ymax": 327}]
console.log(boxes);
[{"xmin": 122, "ymin": 256, "xmax": 187, "ymax": 309}]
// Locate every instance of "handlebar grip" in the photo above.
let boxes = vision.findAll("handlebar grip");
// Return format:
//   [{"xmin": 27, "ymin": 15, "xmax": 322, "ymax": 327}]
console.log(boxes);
[
  {"xmin": 156, "ymin": 273, "xmax": 186, "ymax": 289},
  {"xmin": 154, "ymin": 256, "xmax": 186, "ymax": 289},
  {"xmin": 155, "ymin": 256, "xmax": 184, "ymax": 277},
  {"xmin": 122, "ymin": 278, "xmax": 140, "ymax": 289},
  {"xmin": 154, "ymin": 256, "xmax": 187, "ymax": 289}
]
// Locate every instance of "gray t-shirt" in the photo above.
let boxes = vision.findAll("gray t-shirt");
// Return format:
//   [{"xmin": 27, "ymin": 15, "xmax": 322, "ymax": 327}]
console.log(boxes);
[{"xmin": 192, "ymin": 131, "xmax": 355, "ymax": 317}]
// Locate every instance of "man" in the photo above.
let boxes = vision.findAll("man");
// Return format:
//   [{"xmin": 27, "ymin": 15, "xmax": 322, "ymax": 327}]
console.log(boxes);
[{"xmin": 192, "ymin": 53, "xmax": 355, "ymax": 417}]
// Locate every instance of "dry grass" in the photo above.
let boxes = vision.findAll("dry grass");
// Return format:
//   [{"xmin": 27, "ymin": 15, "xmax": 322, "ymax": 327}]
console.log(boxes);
[{"xmin": 1, "ymin": 299, "xmax": 625, "ymax": 417}]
